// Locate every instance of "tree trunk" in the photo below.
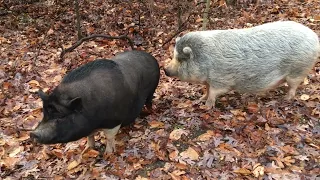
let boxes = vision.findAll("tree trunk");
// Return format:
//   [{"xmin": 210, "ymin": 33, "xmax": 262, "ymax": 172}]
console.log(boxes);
[
  {"xmin": 75, "ymin": 0, "xmax": 83, "ymax": 40},
  {"xmin": 201, "ymin": 0, "xmax": 211, "ymax": 30}
]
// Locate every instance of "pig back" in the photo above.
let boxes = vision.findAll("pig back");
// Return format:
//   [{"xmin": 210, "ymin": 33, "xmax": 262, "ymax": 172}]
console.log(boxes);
[{"xmin": 57, "ymin": 57, "xmax": 154, "ymax": 130}]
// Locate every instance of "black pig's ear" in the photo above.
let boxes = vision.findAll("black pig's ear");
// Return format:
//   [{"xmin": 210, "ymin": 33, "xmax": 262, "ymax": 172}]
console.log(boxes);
[
  {"xmin": 38, "ymin": 90, "xmax": 48, "ymax": 101},
  {"xmin": 67, "ymin": 97, "xmax": 82, "ymax": 111}
]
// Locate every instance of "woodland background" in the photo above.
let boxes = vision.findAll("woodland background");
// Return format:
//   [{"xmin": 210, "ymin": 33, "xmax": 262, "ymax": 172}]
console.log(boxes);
[{"xmin": 0, "ymin": 0, "xmax": 319, "ymax": 179}]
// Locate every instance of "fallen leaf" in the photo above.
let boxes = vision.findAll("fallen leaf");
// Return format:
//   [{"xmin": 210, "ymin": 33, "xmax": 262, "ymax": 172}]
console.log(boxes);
[
  {"xmin": 180, "ymin": 147, "xmax": 199, "ymax": 161},
  {"xmin": 156, "ymin": 31, "xmax": 163, "ymax": 36},
  {"xmin": 196, "ymin": 18, "xmax": 203, "ymax": 23},
  {"xmin": 294, "ymin": 155, "xmax": 309, "ymax": 161},
  {"xmin": 230, "ymin": 109, "xmax": 245, "ymax": 116},
  {"xmin": 28, "ymin": 80, "xmax": 40, "ymax": 87},
  {"xmin": 196, "ymin": 130, "xmax": 215, "ymax": 141},
  {"xmin": 234, "ymin": 168, "xmax": 251, "ymax": 175},
  {"xmin": 247, "ymin": 102, "xmax": 259, "ymax": 113},
  {"xmin": 9, "ymin": 146, "xmax": 24, "ymax": 157},
  {"xmin": 282, "ymin": 156, "xmax": 295, "ymax": 166},
  {"xmin": 135, "ymin": 175, "xmax": 149, "ymax": 180},
  {"xmin": 1, "ymin": 157, "xmax": 20, "ymax": 168},
  {"xmin": 172, "ymin": 170, "xmax": 186, "ymax": 176},
  {"xmin": 300, "ymin": 94, "xmax": 310, "ymax": 101},
  {"xmin": 67, "ymin": 160, "xmax": 80, "ymax": 171},
  {"xmin": 169, "ymin": 129, "xmax": 189, "ymax": 141},
  {"xmin": 52, "ymin": 149, "xmax": 64, "ymax": 159},
  {"xmin": 252, "ymin": 163, "xmax": 264, "ymax": 177},
  {"xmin": 169, "ymin": 150, "xmax": 179, "ymax": 160},
  {"xmin": 47, "ymin": 28, "xmax": 54, "ymax": 35},
  {"xmin": 82, "ymin": 149, "xmax": 99, "ymax": 158},
  {"xmin": 148, "ymin": 120, "xmax": 165, "ymax": 128}
]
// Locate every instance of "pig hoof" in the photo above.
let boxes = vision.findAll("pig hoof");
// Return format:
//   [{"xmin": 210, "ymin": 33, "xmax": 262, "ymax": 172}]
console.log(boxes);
[
  {"xmin": 284, "ymin": 95, "xmax": 294, "ymax": 101},
  {"xmin": 205, "ymin": 100, "xmax": 215, "ymax": 109},
  {"xmin": 104, "ymin": 148, "xmax": 113, "ymax": 154},
  {"xmin": 104, "ymin": 145, "xmax": 115, "ymax": 154},
  {"xmin": 200, "ymin": 95, "xmax": 208, "ymax": 101},
  {"xmin": 104, "ymin": 140, "xmax": 116, "ymax": 154}
]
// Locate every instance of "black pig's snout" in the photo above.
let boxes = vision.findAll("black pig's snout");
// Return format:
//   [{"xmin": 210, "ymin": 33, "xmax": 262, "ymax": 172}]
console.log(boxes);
[
  {"xmin": 164, "ymin": 68, "xmax": 170, "ymax": 76},
  {"xmin": 30, "ymin": 132, "xmax": 39, "ymax": 142}
]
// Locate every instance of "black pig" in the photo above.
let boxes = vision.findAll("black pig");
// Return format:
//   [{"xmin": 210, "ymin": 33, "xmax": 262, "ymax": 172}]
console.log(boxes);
[{"xmin": 30, "ymin": 50, "xmax": 160, "ymax": 154}]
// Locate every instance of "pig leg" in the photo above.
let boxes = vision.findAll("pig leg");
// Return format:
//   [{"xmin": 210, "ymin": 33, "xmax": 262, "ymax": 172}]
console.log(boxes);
[
  {"xmin": 81, "ymin": 134, "xmax": 95, "ymax": 155},
  {"xmin": 200, "ymin": 82, "xmax": 209, "ymax": 101},
  {"xmin": 205, "ymin": 86, "xmax": 229, "ymax": 109},
  {"xmin": 145, "ymin": 93, "xmax": 154, "ymax": 111},
  {"xmin": 103, "ymin": 125, "xmax": 121, "ymax": 154},
  {"xmin": 285, "ymin": 76, "xmax": 304, "ymax": 100}
]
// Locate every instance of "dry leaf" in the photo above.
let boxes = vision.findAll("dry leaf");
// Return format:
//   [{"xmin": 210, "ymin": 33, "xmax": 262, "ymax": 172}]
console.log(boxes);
[
  {"xmin": 1, "ymin": 157, "xmax": 20, "ymax": 168},
  {"xmin": 47, "ymin": 28, "xmax": 54, "ymax": 35},
  {"xmin": 282, "ymin": 156, "xmax": 295, "ymax": 166},
  {"xmin": 52, "ymin": 149, "xmax": 64, "ymax": 159},
  {"xmin": 169, "ymin": 150, "xmax": 179, "ymax": 160},
  {"xmin": 67, "ymin": 160, "xmax": 80, "ymax": 171},
  {"xmin": 156, "ymin": 31, "xmax": 164, "ymax": 36},
  {"xmin": 135, "ymin": 175, "xmax": 149, "ymax": 180},
  {"xmin": 234, "ymin": 168, "xmax": 251, "ymax": 175},
  {"xmin": 9, "ymin": 146, "xmax": 23, "ymax": 157},
  {"xmin": 300, "ymin": 94, "xmax": 310, "ymax": 101},
  {"xmin": 168, "ymin": 172, "xmax": 181, "ymax": 180},
  {"xmin": 196, "ymin": 18, "xmax": 203, "ymax": 23},
  {"xmin": 180, "ymin": 147, "xmax": 199, "ymax": 161},
  {"xmin": 172, "ymin": 170, "xmax": 186, "ymax": 176},
  {"xmin": 28, "ymin": 80, "xmax": 40, "ymax": 87},
  {"xmin": 247, "ymin": 102, "xmax": 259, "ymax": 113},
  {"xmin": 148, "ymin": 120, "xmax": 165, "ymax": 128},
  {"xmin": 196, "ymin": 130, "xmax": 215, "ymax": 141},
  {"xmin": 82, "ymin": 149, "xmax": 99, "ymax": 158},
  {"xmin": 230, "ymin": 109, "xmax": 245, "ymax": 116},
  {"xmin": 252, "ymin": 163, "xmax": 264, "ymax": 177},
  {"xmin": 169, "ymin": 129, "xmax": 189, "ymax": 141}
]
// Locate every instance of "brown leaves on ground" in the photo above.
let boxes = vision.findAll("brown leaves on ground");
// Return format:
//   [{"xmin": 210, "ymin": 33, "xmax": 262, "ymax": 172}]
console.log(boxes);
[{"xmin": 1, "ymin": 0, "xmax": 320, "ymax": 179}]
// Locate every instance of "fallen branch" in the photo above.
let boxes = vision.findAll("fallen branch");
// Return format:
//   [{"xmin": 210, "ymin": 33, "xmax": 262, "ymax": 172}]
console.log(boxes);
[{"xmin": 60, "ymin": 33, "xmax": 135, "ymax": 60}]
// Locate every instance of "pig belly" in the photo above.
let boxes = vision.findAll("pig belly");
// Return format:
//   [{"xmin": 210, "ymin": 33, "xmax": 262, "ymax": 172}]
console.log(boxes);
[{"xmin": 234, "ymin": 72, "xmax": 287, "ymax": 93}]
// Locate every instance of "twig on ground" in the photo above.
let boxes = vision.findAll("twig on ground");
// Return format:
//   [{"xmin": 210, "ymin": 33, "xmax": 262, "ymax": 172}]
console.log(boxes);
[{"xmin": 60, "ymin": 33, "xmax": 135, "ymax": 61}]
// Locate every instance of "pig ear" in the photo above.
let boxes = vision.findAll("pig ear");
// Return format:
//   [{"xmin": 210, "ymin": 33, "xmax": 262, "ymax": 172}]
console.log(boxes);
[
  {"xmin": 38, "ymin": 90, "xmax": 48, "ymax": 102},
  {"xmin": 67, "ymin": 97, "xmax": 82, "ymax": 111},
  {"xmin": 183, "ymin": 47, "xmax": 192, "ymax": 54},
  {"xmin": 175, "ymin": 37, "xmax": 181, "ymax": 43}
]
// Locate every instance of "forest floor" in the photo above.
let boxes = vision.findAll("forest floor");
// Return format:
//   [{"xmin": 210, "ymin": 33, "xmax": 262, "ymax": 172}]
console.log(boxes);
[{"xmin": 0, "ymin": 0, "xmax": 319, "ymax": 179}]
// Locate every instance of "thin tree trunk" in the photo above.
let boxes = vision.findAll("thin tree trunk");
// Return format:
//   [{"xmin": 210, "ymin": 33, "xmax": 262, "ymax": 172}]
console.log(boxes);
[
  {"xmin": 201, "ymin": 0, "xmax": 210, "ymax": 30},
  {"xmin": 75, "ymin": 0, "xmax": 82, "ymax": 40},
  {"xmin": 177, "ymin": 1, "xmax": 182, "ymax": 28}
]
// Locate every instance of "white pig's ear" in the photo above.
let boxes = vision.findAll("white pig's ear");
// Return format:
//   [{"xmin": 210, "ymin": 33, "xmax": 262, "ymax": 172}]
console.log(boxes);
[
  {"xmin": 38, "ymin": 90, "xmax": 48, "ymax": 101},
  {"xmin": 183, "ymin": 47, "xmax": 192, "ymax": 56},
  {"xmin": 175, "ymin": 37, "xmax": 181, "ymax": 43},
  {"xmin": 67, "ymin": 97, "xmax": 82, "ymax": 111}
]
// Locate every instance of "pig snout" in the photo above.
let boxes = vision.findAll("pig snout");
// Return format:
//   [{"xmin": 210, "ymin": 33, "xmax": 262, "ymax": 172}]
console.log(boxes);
[
  {"xmin": 30, "ymin": 131, "xmax": 39, "ymax": 140},
  {"xmin": 164, "ymin": 57, "xmax": 180, "ymax": 77},
  {"xmin": 29, "ymin": 125, "xmax": 56, "ymax": 144},
  {"xmin": 163, "ymin": 65, "xmax": 178, "ymax": 77},
  {"xmin": 163, "ymin": 67, "xmax": 171, "ymax": 76},
  {"xmin": 30, "ymin": 130, "xmax": 45, "ymax": 143}
]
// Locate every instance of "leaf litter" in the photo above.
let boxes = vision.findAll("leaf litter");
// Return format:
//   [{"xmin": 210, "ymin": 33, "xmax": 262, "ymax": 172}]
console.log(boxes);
[{"xmin": 0, "ymin": 0, "xmax": 320, "ymax": 179}]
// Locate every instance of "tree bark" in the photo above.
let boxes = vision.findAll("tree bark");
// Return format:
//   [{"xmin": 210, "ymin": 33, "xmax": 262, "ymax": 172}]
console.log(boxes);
[
  {"xmin": 201, "ymin": 0, "xmax": 211, "ymax": 30},
  {"xmin": 75, "ymin": 0, "xmax": 83, "ymax": 40}
]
